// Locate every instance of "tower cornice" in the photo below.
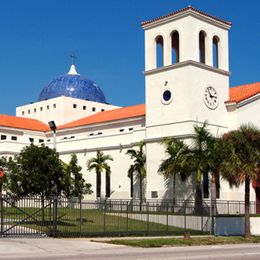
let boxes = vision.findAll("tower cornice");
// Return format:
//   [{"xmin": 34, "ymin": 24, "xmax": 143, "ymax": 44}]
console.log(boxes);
[
  {"xmin": 141, "ymin": 6, "xmax": 232, "ymax": 31},
  {"xmin": 144, "ymin": 60, "xmax": 230, "ymax": 77}
]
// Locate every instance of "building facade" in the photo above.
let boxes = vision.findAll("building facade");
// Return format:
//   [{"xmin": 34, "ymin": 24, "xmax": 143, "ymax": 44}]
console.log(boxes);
[{"xmin": 0, "ymin": 6, "xmax": 259, "ymax": 202}]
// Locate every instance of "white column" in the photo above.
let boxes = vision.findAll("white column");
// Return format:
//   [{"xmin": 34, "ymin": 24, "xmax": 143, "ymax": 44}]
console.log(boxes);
[
  {"xmin": 206, "ymin": 35, "xmax": 213, "ymax": 66},
  {"xmin": 144, "ymin": 32, "xmax": 156, "ymax": 71},
  {"xmin": 164, "ymin": 34, "xmax": 172, "ymax": 66}
]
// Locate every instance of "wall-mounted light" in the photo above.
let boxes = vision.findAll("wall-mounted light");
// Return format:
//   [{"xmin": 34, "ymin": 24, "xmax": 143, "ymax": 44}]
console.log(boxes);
[{"xmin": 48, "ymin": 121, "xmax": 57, "ymax": 150}]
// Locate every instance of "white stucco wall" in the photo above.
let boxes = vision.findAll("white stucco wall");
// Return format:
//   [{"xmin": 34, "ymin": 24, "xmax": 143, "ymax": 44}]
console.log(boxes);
[
  {"xmin": 236, "ymin": 97, "xmax": 260, "ymax": 128},
  {"xmin": 54, "ymin": 117, "xmax": 146, "ymax": 200},
  {"xmin": 143, "ymin": 12, "xmax": 230, "ymax": 71},
  {"xmin": 16, "ymin": 96, "xmax": 119, "ymax": 125}
]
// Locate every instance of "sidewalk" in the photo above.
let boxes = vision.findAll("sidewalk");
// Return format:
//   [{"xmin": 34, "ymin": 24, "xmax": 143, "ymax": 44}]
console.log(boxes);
[
  {"xmin": 1, "ymin": 237, "xmax": 260, "ymax": 260},
  {"xmin": 0, "ymin": 238, "xmax": 124, "ymax": 259}
]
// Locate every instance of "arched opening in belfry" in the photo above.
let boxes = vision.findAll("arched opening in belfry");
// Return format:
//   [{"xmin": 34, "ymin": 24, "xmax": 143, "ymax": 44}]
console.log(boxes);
[
  {"xmin": 171, "ymin": 31, "xmax": 179, "ymax": 64},
  {"xmin": 155, "ymin": 35, "xmax": 164, "ymax": 68},
  {"xmin": 199, "ymin": 31, "xmax": 206, "ymax": 64},
  {"xmin": 213, "ymin": 36, "xmax": 220, "ymax": 68}
]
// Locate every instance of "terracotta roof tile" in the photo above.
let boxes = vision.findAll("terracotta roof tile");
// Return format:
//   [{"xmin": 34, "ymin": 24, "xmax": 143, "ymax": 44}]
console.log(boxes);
[
  {"xmin": 0, "ymin": 114, "xmax": 49, "ymax": 131},
  {"xmin": 59, "ymin": 104, "xmax": 145, "ymax": 130},
  {"xmin": 228, "ymin": 82, "xmax": 260, "ymax": 103},
  {"xmin": 141, "ymin": 6, "xmax": 231, "ymax": 26}
]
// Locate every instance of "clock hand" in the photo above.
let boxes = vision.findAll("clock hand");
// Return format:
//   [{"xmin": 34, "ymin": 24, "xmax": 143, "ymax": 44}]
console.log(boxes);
[{"xmin": 209, "ymin": 89, "xmax": 217, "ymax": 98}]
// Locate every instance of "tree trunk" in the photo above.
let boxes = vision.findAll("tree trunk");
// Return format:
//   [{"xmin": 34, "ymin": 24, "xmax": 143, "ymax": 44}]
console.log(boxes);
[
  {"xmin": 173, "ymin": 173, "xmax": 176, "ymax": 204},
  {"xmin": 211, "ymin": 172, "xmax": 217, "ymax": 216},
  {"xmin": 41, "ymin": 194, "xmax": 45, "ymax": 223},
  {"xmin": 139, "ymin": 174, "xmax": 142, "ymax": 212},
  {"xmin": 195, "ymin": 169, "xmax": 203, "ymax": 215},
  {"xmin": 244, "ymin": 176, "xmax": 251, "ymax": 239},
  {"xmin": 96, "ymin": 171, "xmax": 101, "ymax": 199},
  {"xmin": 0, "ymin": 184, "xmax": 2, "ymax": 209},
  {"xmin": 173, "ymin": 173, "xmax": 176, "ymax": 213},
  {"xmin": 0, "ymin": 191, "xmax": 2, "ymax": 209},
  {"xmin": 195, "ymin": 184, "xmax": 203, "ymax": 215}
]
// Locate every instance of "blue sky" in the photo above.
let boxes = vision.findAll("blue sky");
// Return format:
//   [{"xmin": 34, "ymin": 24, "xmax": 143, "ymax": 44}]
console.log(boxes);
[{"xmin": 0, "ymin": 0, "xmax": 259, "ymax": 115}]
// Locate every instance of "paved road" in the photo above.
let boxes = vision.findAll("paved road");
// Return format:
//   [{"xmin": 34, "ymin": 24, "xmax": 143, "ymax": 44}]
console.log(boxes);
[{"xmin": 1, "ymin": 238, "xmax": 260, "ymax": 259}]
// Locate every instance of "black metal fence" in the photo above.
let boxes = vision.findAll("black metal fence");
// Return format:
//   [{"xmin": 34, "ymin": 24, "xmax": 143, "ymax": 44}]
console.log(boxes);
[{"xmin": 0, "ymin": 195, "xmax": 258, "ymax": 238}]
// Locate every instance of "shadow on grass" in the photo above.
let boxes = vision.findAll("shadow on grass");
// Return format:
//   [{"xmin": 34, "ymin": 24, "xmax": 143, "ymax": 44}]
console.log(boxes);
[{"xmin": 23, "ymin": 220, "xmax": 76, "ymax": 227}]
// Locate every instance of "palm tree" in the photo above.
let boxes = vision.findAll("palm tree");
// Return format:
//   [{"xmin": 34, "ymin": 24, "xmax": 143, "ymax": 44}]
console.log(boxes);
[
  {"xmin": 207, "ymin": 137, "xmax": 230, "ymax": 216},
  {"xmin": 220, "ymin": 124, "xmax": 260, "ymax": 238},
  {"xmin": 158, "ymin": 138, "xmax": 190, "ymax": 205},
  {"xmin": 187, "ymin": 123, "xmax": 215, "ymax": 214},
  {"xmin": 87, "ymin": 151, "xmax": 113, "ymax": 199},
  {"xmin": 126, "ymin": 141, "xmax": 146, "ymax": 203}
]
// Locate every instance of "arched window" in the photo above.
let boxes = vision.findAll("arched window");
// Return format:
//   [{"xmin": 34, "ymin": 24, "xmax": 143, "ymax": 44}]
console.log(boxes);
[
  {"xmin": 213, "ymin": 36, "xmax": 219, "ymax": 68},
  {"xmin": 199, "ymin": 31, "xmax": 206, "ymax": 64},
  {"xmin": 155, "ymin": 35, "xmax": 164, "ymax": 68},
  {"xmin": 171, "ymin": 31, "xmax": 179, "ymax": 64}
]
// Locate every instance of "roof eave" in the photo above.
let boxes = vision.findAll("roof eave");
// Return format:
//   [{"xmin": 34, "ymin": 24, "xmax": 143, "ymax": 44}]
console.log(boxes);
[
  {"xmin": 58, "ymin": 115, "xmax": 146, "ymax": 133},
  {"xmin": 236, "ymin": 93, "xmax": 260, "ymax": 108},
  {"xmin": 141, "ymin": 6, "xmax": 231, "ymax": 30},
  {"xmin": 225, "ymin": 93, "xmax": 260, "ymax": 109}
]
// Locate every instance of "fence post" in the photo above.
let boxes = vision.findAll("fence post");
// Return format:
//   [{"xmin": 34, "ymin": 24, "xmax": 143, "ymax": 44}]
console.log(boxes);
[
  {"xmin": 103, "ymin": 200, "xmax": 106, "ymax": 233},
  {"xmin": 52, "ymin": 197, "xmax": 58, "ymax": 238},
  {"xmin": 201, "ymin": 214, "xmax": 203, "ymax": 232},
  {"xmin": 126, "ymin": 202, "xmax": 129, "ymax": 234},
  {"xmin": 166, "ymin": 203, "xmax": 169, "ymax": 234},
  {"xmin": 0, "ymin": 195, "xmax": 3, "ymax": 237},
  {"xmin": 211, "ymin": 207, "xmax": 215, "ymax": 235},
  {"xmin": 147, "ymin": 202, "xmax": 149, "ymax": 235},
  {"xmin": 184, "ymin": 201, "xmax": 187, "ymax": 235},
  {"xmin": 79, "ymin": 198, "xmax": 82, "ymax": 236}
]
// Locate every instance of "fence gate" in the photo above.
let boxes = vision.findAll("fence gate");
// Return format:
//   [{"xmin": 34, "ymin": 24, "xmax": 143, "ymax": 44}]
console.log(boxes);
[{"xmin": 0, "ymin": 196, "xmax": 55, "ymax": 238}]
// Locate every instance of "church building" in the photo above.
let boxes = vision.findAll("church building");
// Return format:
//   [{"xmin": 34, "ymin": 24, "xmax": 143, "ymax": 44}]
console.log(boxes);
[{"xmin": 0, "ymin": 6, "xmax": 259, "ymax": 202}]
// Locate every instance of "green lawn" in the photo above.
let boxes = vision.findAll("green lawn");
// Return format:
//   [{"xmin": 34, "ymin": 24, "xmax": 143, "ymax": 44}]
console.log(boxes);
[
  {"xmin": 103, "ymin": 236, "xmax": 260, "ymax": 247},
  {"xmin": 1, "ymin": 206, "xmax": 208, "ymax": 237}
]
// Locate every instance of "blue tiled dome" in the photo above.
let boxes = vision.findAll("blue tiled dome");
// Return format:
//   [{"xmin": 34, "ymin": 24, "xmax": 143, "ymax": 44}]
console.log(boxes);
[{"xmin": 38, "ymin": 66, "xmax": 107, "ymax": 103}]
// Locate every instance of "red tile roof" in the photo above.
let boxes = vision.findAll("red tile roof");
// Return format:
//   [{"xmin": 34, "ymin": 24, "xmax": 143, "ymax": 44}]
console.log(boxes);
[
  {"xmin": 141, "ymin": 6, "xmax": 231, "ymax": 26},
  {"xmin": 228, "ymin": 82, "xmax": 260, "ymax": 103},
  {"xmin": 0, "ymin": 114, "xmax": 49, "ymax": 131},
  {"xmin": 0, "ymin": 82, "xmax": 258, "ymax": 133},
  {"xmin": 59, "ymin": 104, "xmax": 145, "ymax": 130}
]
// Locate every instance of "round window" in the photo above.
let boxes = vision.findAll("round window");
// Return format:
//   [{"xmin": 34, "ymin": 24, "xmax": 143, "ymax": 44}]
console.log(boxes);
[
  {"xmin": 163, "ymin": 90, "xmax": 172, "ymax": 101},
  {"xmin": 161, "ymin": 89, "xmax": 173, "ymax": 105}
]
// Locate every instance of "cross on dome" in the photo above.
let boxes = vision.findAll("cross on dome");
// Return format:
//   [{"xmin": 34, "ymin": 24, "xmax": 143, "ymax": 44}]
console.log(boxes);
[
  {"xmin": 68, "ymin": 53, "xmax": 79, "ymax": 75},
  {"xmin": 70, "ymin": 53, "xmax": 77, "ymax": 65}
]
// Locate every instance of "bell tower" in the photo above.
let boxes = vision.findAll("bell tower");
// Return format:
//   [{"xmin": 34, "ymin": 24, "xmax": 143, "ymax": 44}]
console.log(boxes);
[{"xmin": 142, "ymin": 6, "xmax": 232, "ymax": 139}]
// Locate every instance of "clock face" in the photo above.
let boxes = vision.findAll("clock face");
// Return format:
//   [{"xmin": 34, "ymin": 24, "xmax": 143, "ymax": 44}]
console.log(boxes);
[{"xmin": 203, "ymin": 86, "xmax": 218, "ymax": 109}]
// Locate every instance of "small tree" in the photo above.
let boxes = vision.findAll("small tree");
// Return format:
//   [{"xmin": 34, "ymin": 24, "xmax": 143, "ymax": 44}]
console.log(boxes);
[
  {"xmin": 126, "ymin": 141, "xmax": 146, "ymax": 203},
  {"xmin": 0, "ymin": 157, "xmax": 7, "ymax": 207},
  {"xmin": 87, "ymin": 151, "xmax": 113, "ymax": 199},
  {"xmin": 158, "ymin": 138, "xmax": 190, "ymax": 205},
  {"xmin": 6, "ymin": 144, "xmax": 67, "ymax": 221},
  {"xmin": 221, "ymin": 124, "xmax": 260, "ymax": 238},
  {"xmin": 65, "ymin": 154, "xmax": 92, "ymax": 200}
]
